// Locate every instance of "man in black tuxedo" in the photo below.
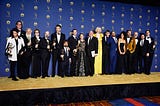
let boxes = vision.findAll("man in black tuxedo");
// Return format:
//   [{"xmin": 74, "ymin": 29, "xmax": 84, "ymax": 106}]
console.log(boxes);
[
  {"xmin": 102, "ymin": 30, "xmax": 110, "ymax": 74},
  {"xmin": 138, "ymin": 33, "xmax": 149, "ymax": 74},
  {"xmin": 68, "ymin": 29, "xmax": 78, "ymax": 76},
  {"xmin": 126, "ymin": 29, "xmax": 133, "ymax": 74},
  {"xmin": 51, "ymin": 24, "xmax": 66, "ymax": 77},
  {"xmin": 10, "ymin": 20, "xmax": 26, "ymax": 37},
  {"xmin": 85, "ymin": 30, "xmax": 98, "ymax": 76},
  {"xmin": 60, "ymin": 41, "xmax": 71, "ymax": 77},
  {"xmin": 145, "ymin": 30, "xmax": 155, "ymax": 75},
  {"xmin": 40, "ymin": 31, "xmax": 51, "ymax": 78}
]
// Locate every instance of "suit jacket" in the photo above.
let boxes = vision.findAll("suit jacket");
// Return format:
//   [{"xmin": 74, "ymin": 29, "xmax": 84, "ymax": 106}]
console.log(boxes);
[
  {"xmin": 31, "ymin": 36, "xmax": 42, "ymax": 53},
  {"xmin": 138, "ymin": 39, "xmax": 149, "ymax": 56},
  {"xmin": 146, "ymin": 36, "xmax": 155, "ymax": 54},
  {"xmin": 39, "ymin": 37, "xmax": 51, "ymax": 52},
  {"xmin": 102, "ymin": 36, "xmax": 110, "ymax": 55},
  {"xmin": 108, "ymin": 36, "xmax": 117, "ymax": 54},
  {"xmin": 60, "ymin": 47, "xmax": 70, "ymax": 62},
  {"xmin": 51, "ymin": 32, "xmax": 65, "ymax": 50},
  {"xmin": 85, "ymin": 36, "xmax": 98, "ymax": 57},
  {"xmin": 68, "ymin": 36, "xmax": 78, "ymax": 56}
]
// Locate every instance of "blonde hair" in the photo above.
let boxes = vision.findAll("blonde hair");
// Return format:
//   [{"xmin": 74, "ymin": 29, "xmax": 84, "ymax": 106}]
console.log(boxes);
[{"xmin": 95, "ymin": 27, "xmax": 102, "ymax": 33}]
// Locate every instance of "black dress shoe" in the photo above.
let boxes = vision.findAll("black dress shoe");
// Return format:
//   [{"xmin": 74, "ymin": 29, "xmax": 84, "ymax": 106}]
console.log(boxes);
[
  {"xmin": 42, "ymin": 76, "xmax": 45, "ymax": 78},
  {"xmin": 12, "ymin": 78, "xmax": 18, "ymax": 81},
  {"xmin": 32, "ymin": 76, "xmax": 37, "ymax": 78},
  {"xmin": 8, "ymin": 76, "xmax": 12, "ymax": 78},
  {"xmin": 145, "ymin": 72, "xmax": 150, "ymax": 75},
  {"xmin": 61, "ymin": 75, "xmax": 64, "ymax": 78}
]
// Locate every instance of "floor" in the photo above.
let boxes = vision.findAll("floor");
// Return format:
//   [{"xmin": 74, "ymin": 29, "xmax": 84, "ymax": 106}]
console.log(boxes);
[{"xmin": 0, "ymin": 72, "xmax": 160, "ymax": 91}]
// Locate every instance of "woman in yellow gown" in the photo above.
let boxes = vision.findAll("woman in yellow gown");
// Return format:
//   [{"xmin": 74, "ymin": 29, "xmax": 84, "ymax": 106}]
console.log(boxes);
[{"xmin": 93, "ymin": 27, "xmax": 103, "ymax": 75}]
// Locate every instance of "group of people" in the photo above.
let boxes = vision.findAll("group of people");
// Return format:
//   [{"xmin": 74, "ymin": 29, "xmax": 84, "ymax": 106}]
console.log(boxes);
[{"xmin": 5, "ymin": 20, "xmax": 155, "ymax": 81}]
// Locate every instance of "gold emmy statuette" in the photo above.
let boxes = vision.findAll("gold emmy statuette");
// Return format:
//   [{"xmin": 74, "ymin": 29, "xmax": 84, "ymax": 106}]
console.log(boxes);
[
  {"xmin": 61, "ymin": 49, "xmax": 65, "ymax": 60},
  {"xmin": 52, "ymin": 38, "xmax": 56, "ymax": 49},
  {"xmin": 6, "ymin": 43, "xmax": 14, "ymax": 56}
]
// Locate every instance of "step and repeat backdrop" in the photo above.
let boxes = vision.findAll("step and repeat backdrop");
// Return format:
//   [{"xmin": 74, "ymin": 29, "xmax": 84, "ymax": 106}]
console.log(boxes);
[{"xmin": 0, "ymin": 0, "xmax": 160, "ymax": 76}]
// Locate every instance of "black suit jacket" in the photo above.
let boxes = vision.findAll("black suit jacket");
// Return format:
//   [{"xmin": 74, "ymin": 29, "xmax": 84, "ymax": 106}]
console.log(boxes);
[
  {"xmin": 51, "ymin": 32, "xmax": 66, "ymax": 50},
  {"xmin": 85, "ymin": 36, "xmax": 98, "ymax": 57},
  {"xmin": 138, "ymin": 39, "xmax": 149, "ymax": 56},
  {"xmin": 102, "ymin": 36, "xmax": 110, "ymax": 55},
  {"xmin": 68, "ymin": 36, "xmax": 78, "ymax": 56},
  {"xmin": 146, "ymin": 37, "xmax": 155, "ymax": 54},
  {"xmin": 31, "ymin": 36, "xmax": 42, "ymax": 53},
  {"xmin": 39, "ymin": 37, "xmax": 51, "ymax": 52},
  {"xmin": 60, "ymin": 47, "xmax": 70, "ymax": 62}
]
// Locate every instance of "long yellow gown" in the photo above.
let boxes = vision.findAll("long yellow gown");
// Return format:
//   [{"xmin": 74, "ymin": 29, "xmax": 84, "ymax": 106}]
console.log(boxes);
[{"xmin": 93, "ymin": 33, "xmax": 103, "ymax": 75}]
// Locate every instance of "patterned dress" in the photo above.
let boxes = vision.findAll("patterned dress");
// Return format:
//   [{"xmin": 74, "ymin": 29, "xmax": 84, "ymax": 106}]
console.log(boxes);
[{"xmin": 76, "ymin": 40, "xmax": 86, "ymax": 76}]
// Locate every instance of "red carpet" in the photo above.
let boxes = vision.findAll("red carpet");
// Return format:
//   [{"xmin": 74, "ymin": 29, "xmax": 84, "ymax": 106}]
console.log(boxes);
[
  {"xmin": 124, "ymin": 98, "xmax": 144, "ymax": 106},
  {"xmin": 45, "ymin": 96, "xmax": 160, "ymax": 106}
]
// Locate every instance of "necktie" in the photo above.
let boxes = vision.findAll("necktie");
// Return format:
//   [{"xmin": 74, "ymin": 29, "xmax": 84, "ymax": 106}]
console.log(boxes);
[{"xmin": 65, "ymin": 47, "xmax": 69, "ymax": 56}]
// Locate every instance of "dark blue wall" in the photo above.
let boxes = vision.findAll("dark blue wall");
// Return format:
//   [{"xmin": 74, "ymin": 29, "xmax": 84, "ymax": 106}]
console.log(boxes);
[{"xmin": 0, "ymin": 0, "xmax": 159, "ymax": 76}]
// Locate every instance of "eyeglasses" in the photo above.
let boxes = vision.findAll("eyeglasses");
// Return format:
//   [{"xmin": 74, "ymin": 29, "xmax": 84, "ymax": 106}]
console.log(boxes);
[{"xmin": 35, "ymin": 32, "xmax": 39, "ymax": 33}]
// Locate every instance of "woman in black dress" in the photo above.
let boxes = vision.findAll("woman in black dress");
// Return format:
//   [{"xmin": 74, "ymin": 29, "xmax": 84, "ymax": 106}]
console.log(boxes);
[{"xmin": 117, "ymin": 31, "xmax": 127, "ymax": 74}]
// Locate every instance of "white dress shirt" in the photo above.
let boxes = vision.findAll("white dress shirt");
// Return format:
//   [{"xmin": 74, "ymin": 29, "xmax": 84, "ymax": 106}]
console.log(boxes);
[{"xmin": 57, "ymin": 33, "xmax": 61, "ymax": 43}]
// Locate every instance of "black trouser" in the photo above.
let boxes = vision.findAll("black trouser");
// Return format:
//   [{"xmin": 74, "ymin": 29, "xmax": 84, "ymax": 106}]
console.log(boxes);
[
  {"xmin": 52, "ymin": 50, "xmax": 61, "ymax": 76},
  {"xmin": 102, "ymin": 53, "xmax": 110, "ymax": 74},
  {"xmin": 61, "ymin": 60, "xmax": 69, "ymax": 77},
  {"xmin": 18, "ymin": 53, "xmax": 31, "ymax": 79},
  {"xmin": 133, "ymin": 52, "xmax": 138, "ymax": 73},
  {"xmin": 70, "ymin": 55, "xmax": 77, "ymax": 76},
  {"xmin": 9, "ymin": 61, "xmax": 17, "ymax": 79},
  {"xmin": 86, "ymin": 57, "xmax": 95, "ymax": 76},
  {"xmin": 139, "ymin": 55, "xmax": 145, "ymax": 73},
  {"xmin": 126, "ymin": 51, "xmax": 134, "ymax": 74},
  {"xmin": 17, "ymin": 55, "xmax": 22, "ymax": 78},
  {"xmin": 41, "ymin": 51, "xmax": 50, "ymax": 77},
  {"xmin": 144, "ymin": 53, "xmax": 154, "ymax": 74},
  {"xmin": 32, "ymin": 51, "xmax": 41, "ymax": 77}
]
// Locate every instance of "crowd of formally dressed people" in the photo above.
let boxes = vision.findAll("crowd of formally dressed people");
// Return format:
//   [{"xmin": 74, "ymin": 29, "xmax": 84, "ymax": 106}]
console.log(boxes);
[{"xmin": 5, "ymin": 20, "xmax": 155, "ymax": 81}]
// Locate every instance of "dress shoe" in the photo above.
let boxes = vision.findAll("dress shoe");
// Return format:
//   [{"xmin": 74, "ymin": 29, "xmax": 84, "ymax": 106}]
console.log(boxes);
[
  {"xmin": 8, "ymin": 76, "xmax": 12, "ymax": 78},
  {"xmin": 12, "ymin": 78, "xmax": 18, "ymax": 81},
  {"xmin": 42, "ymin": 76, "xmax": 45, "ymax": 78},
  {"xmin": 145, "ymin": 72, "xmax": 150, "ymax": 75},
  {"xmin": 61, "ymin": 75, "xmax": 64, "ymax": 78}
]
